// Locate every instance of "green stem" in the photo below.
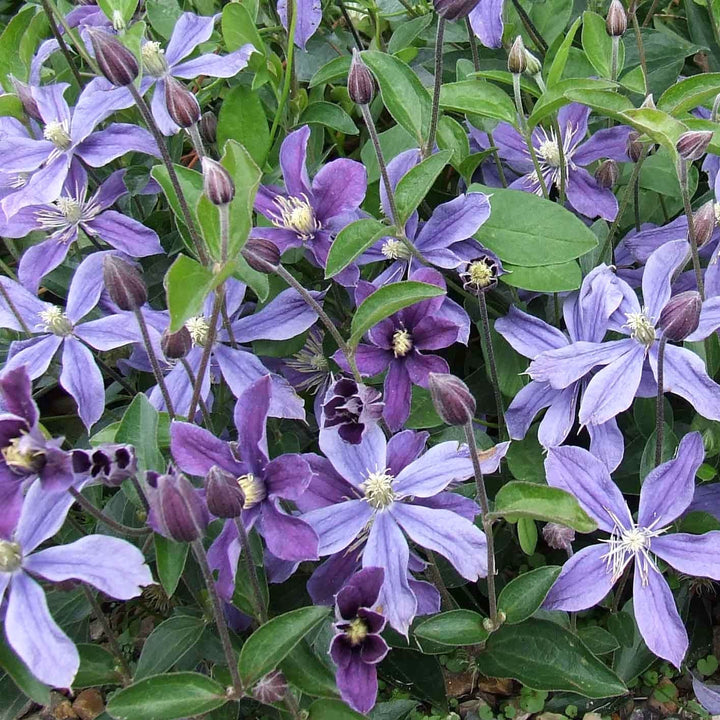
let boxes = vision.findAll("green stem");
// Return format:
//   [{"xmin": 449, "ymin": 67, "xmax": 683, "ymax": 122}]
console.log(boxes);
[
  {"xmin": 677, "ymin": 157, "xmax": 705, "ymax": 299},
  {"xmin": 269, "ymin": 0, "xmax": 297, "ymax": 149},
  {"xmin": 509, "ymin": 0, "xmax": 547, "ymax": 55},
  {"xmin": 424, "ymin": 17, "xmax": 445, "ymax": 160},
  {"xmin": 466, "ymin": 17, "xmax": 480, "ymax": 72},
  {"xmin": 654, "ymin": 336, "xmax": 667, "ymax": 468},
  {"xmin": 487, "ymin": 131, "xmax": 508, "ymax": 188},
  {"xmin": 134, "ymin": 308, "xmax": 175, "ymax": 419},
  {"xmin": 630, "ymin": 11, "xmax": 649, "ymax": 95},
  {"xmin": 610, "ymin": 36, "xmax": 620, "ymax": 82}
]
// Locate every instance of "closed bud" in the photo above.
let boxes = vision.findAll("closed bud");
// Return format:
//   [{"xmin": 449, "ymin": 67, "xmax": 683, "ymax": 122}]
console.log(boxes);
[
  {"xmin": 508, "ymin": 36, "xmax": 527, "ymax": 74},
  {"xmin": 242, "ymin": 237, "xmax": 281, "ymax": 273},
  {"xmin": 103, "ymin": 255, "xmax": 147, "ymax": 311},
  {"xmin": 161, "ymin": 327, "xmax": 192, "ymax": 360},
  {"xmin": 605, "ymin": 0, "xmax": 627, "ymax": 37},
  {"xmin": 428, "ymin": 372, "xmax": 476, "ymax": 426},
  {"xmin": 543, "ymin": 522, "xmax": 575, "ymax": 551},
  {"xmin": 10, "ymin": 76, "xmax": 41, "ymax": 122},
  {"xmin": 693, "ymin": 200, "xmax": 716, "ymax": 248},
  {"xmin": 164, "ymin": 76, "xmax": 200, "ymax": 128},
  {"xmin": 348, "ymin": 49, "xmax": 375, "ymax": 106},
  {"xmin": 626, "ymin": 130, "xmax": 644, "ymax": 162},
  {"xmin": 640, "ymin": 93, "xmax": 655, "ymax": 109},
  {"xmin": 253, "ymin": 671, "xmax": 288, "ymax": 705},
  {"xmin": 595, "ymin": 159, "xmax": 619, "ymax": 189},
  {"xmin": 147, "ymin": 471, "xmax": 209, "ymax": 542},
  {"xmin": 676, "ymin": 130, "xmax": 713, "ymax": 162},
  {"xmin": 205, "ymin": 465, "xmax": 245, "ymax": 519},
  {"xmin": 659, "ymin": 290, "xmax": 702, "ymax": 342},
  {"xmin": 199, "ymin": 111, "xmax": 217, "ymax": 145},
  {"xmin": 87, "ymin": 29, "xmax": 138, "ymax": 87},
  {"xmin": 432, "ymin": 0, "xmax": 479, "ymax": 20},
  {"xmin": 201, "ymin": 157, "xmax": 235, "ymax": 206},
  {"xmin": 523, "ymin": 49, "xmax": 542, "ymax": 77}
]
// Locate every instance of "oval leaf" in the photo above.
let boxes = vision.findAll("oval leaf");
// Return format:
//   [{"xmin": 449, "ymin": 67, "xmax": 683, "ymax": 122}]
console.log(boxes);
[
  {"xmin": 501, "ymin": 260, "xmax": 583, "ymax": 292},
  {"xmin": 394, "ymin": 150, "xmax": 452, "ymax": 224},
  {"xmin": 135, "ymin": 615, "xmax": 206, "ymax": 680},
  {"xmin": 75, "ymin": 644, "xmax": 122, "ymax": 689},
  {"xmin": 280, "ymin": 640, "xmax": 338, "ymax": 698},
  {"xmin": 414, "ymin": 610, "xmax": 489, "ymax": 646},
  {"xmin": 325, "ymin": 218, "xmax": 387, "ymax": 278},
  {"xmin": 497, "ymin": 566, "xmax": 562, "ymax": 625},
  {"xmin": 439, "ymin": 80, "xmax": 517, "ymax": 125},
  {"xmin": 300, "ymin": 102, "xmax": 358, "ymax": 135},
  {"xmin": 658, "ymin": 72, "xmax": 720, "ymax": 116}
]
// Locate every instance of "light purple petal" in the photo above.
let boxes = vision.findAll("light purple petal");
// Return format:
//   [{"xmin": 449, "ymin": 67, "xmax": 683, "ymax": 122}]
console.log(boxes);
[
  {"xmin": 17, "ymin": 237, "xmax": 72, "ymax": 294},
  {"xmin": 60, "ymin": 337, "xmax": 104, "ymax": 428},
  {"xmin": 66, "ymin": 251, "xmax": 113, "ymax": 321},
  {"xmin": 310, "ymin": 159, "xmax": 366, "ymax": 223},
  {"xmin": 0, "ymin": 137, "xmax": 53, "ymax": 172},
  {"xmin": 278, "ymin": 0, "xmax": 321, "ymax": 48},
  {"xmin": 5, "ymin": 334, "xmax": 63, "ymax": 380},
  {"xmin": 173, "ymin": 45, "xmax": 254, "ymax": 78},
  {"xmin": 207, "ymin": 519, "xmax": 240, "ymax": 600},
  {"xmin": 70, "ymin": 78, "xmax": 136, "ymax": 143},
  {"xmin": 16, "ymin": 478, "xmax": 76, "ymax": 552},
  {"xmin": 264, "ymin": 453, "xmax": 312, "ymax": 500},
  {"xmin": 166, "ymin": 12, "xmax": 216, "ymax": 66},
  {"xmin": 468, "ymin": 0, "xmax": 504, "ymax": 48},
  {"xmin": 150, "ymin": 78, "xmax": 179, "ymax": 136},
  {"xmin": 566, "ymin": 167, "xmax": 618, "ymax": 221},
  {"xmin": 385, "ymin": 430, "xmax": 428, "ymax": 476},
  {"xmin": 496, "ymin": 305, "xmax": 568, "ymax": 358},
  {"xmin": 586, "ymin": 417, "xmax": 624, "ymax": 473},
  {"xmin": 85, "ymin": 211, "xmax": 163, "ymax": 256},
  {"xmin": 537, "ymin": 384, "xmax": 577, "ymax": 448},
  {"xmin": 686, "ymin": 296, "xmax": 720, "ymax": 341},
  {"xmin": 233, "ymin": 375, "xmax": 270, "ymax": 471},
  {"xmin": 34, "ymin": 82, "xmax": 71, "ymax": 126},
  {"xmin": 393, "ymin": 442, "xmax": 473, "ymax": 498},
  {"xmin": 75, "ymin": 124, "xmax": 160, "ymax": 166},
  {"xmin": 642, "ymin": 239, "xmax": 691, "ymax": 320},
  {"xmin": 651, "ymin": 531, "xmax": 720, "ymax": 580},
  {"xmin": 319, "ymin": 422, "xmax": 386, "ymax": 489},
  {"xmin": 260, "ymin": 501, "xmax": 319, "ymax": 561},
  {"xmin": 415, "ymin": 193, "xmax": 491, "ymax": 255},
  {"xmin": 693, "ymin": 677, "xmax": 720, "ymax": 715},
  {"xmin": 73, "ymin": 314, "xmax": 141, "ymax": 350},
  {"xmin": 505, "ymin": 382, "xmax": 558, "ymax": 441},
  {"xmin": 280, "ymin": 125, "xmax": 312, "ymax": 197},
  {"xmin": 302, "ymin": 499, "xmax": 374, "ymax": 555},
  {"xmin": 0, "ymin": 278, "xmax": 50, "ymax": 330},
  {"xmin": 573, "ymin": 126, "xmax": 633, "ymax": 165},
  {"xmin": 231, "ymin": 288, "xmax": 319, "ymax": 342}
]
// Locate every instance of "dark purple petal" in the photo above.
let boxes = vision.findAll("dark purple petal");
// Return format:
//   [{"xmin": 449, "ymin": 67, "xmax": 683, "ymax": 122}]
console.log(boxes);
[
  {"xmin": 360, "ymin": 633, "xmax": 389, "ymax": 663},
  {"xmin": 0, "ymin": 366, "xmax": 37, "ymax": 427},
  {"xmin": 383, "ymin": 360, "xmax": 412, "ymax": 432},
  {"xmin": 415, "ymin": 193, "xmax": 490, "ymax": 255},
  {"xmin": 335, "ymin": 652, "xmax": 379, "ymax": 714},
  {"xmin": 171, "ymin": 421, "xmax": 244, "ymax": 477},
  {"xmin": 566, "ymin": 167, "xmax": 618, "ymax": 221},
  {"xmin": 308, "ymin": 549, "xmax": 362, "ymax": 605},
  {"xmin": 280, "ymin": 125, "xmax": 312, "ymax": 197},
  {"xmin": 260, "ymin": 500, "xmax": 319, "ymax": 561},
  {"xmin": 264, "ymin": 453, "xmax": 312, "ymax": 500},
  {"xmin": 642, "ymin": 239, "xmax": 691, "ymax": 319},
  {"xmin": 385, "ymin": 430, "xmax": 428, "ymax": 476},
  {"xmin": 207, "ymin": 519, "xmax": 241, "ymax": 600}
]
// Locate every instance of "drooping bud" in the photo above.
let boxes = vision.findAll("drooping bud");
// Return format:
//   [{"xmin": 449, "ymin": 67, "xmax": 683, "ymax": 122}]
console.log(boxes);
[
  {"xmin": 658, "ymin": 291, "xmax": 702, "ymax": 342},
  {"xmin": 253, "ymin": 671, "xmax": 288, "ymax": 705},
  {"xmin": 10, "ymin": 76, "xmax": 41, "ymax": 122},
  {"xmin": 432, "ymin": 0, "xmax": 480, "ymax": 21},
  {"xmin": 199, "ymin": 111, "xmax": 217, "ymax": 145},
  {"xmin": 161, "ymin": 327, "xmax": 193, "ymax": 360},
  {"xmin": 595, "ymin": 159, "xmax": 619, "ymax": 189},
  {"xmin": 72, "ymin": 444, "xmax": 137, "ymax": 487},
  {"xmin": 348, "ymin": 49, "xmax": 375, "ymax": 106},
  {"xmin": 626, "ymin": 130, "xmax": 644, "ymax": 162},
  {"xmin": 693, "ymin": 200, "xmax": 716, "ymax": 248},
  {"xmin": 103, "ymin": 255, "xmax": 147, "ymax": 311},
  {"xmin": 543, "ymin": 523, "xmax": 575, "ymax": 551},
  {"xmin": 508, "ymin": 36, "xmax": 527, "ymax": 74},
  {"xmin": 164, "ymin": 76, "xmax": 201, "ymax": 128},
  {"xmin": 242, "ymin": 237, "xmax": 281, "ymax": 273},
  {"xmin": 605, "ymin": 0, "xmax": 627, "ymax": 37},
  {"xmin": 205, "ymin": 465, "xmax": 245, "ymax": 519},
  {"xmin": 87, "ymin": 29, "xmax": 138, "ymax": 87},
  {"xmin": 146, "ymin": 471, "xmax": 209, "ymax": 542},
  {"xmin": 201, "ymin": 157, "xmax": 235, "ymax": 206},
  {"xmin": 428, "ymin": 373, "xmax": 476, "ymax": 426},
  {"xmin": 676, "ymin": 130, "xmax": 713, "ymax": 162}
]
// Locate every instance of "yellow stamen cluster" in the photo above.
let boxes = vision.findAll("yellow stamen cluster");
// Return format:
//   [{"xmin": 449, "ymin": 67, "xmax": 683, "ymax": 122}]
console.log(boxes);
[
  {"xmin": 361, "ymin": 470, "xmax": 395, "ymax": 509},
  {"xmin": 237, "ymin": 473, "xmax": 266, "ymax": 508},
  {"xmin": 185, "ymin": 316, "xmax": 210, "ymax": 347},
  {"xmin": 392, "ymin": 328, "xmax": 413, "ymax": 358},
  {"xmin": 142, "ymin": 41, "xmax": 169, "ymax": 76},
  {"xmin": 271, "ymin": 195, "xmax": 321, "ymax": 240},
  {"xmin": 43, "ymin": 121, "xmax": 72, "ymax": 150},
  {"xmin": 0, "ymin": 541, "xmax": 22, "ymax": 572},
  {"xmin": 345, "ymin": 617, "xmax": 369, "ymax": 645}
]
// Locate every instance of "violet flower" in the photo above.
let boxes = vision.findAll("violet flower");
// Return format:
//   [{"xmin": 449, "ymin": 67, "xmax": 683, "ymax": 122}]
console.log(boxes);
[
  {"xmin": 468, "ymin": 0, "xmax": 504, "ymax": 48},
  {"xmin": 527, "ymin": 240, "xmax": 720, "ymax": 426},
  {"xmin": 330, "ymin": 567, "xmax": 389, "ymax": 714},
  {"xmin": 337, "ymin": 268, "xmax": 469, "ymax": 431},
  {"xmin": 278, "ymin": 0, "xmax": 321, "ymax": 49},
  {"xmin": 251, "ymin": 125, "xmax": 367, "ymax": 286},
  {"xmin": 1, "ymin": 164, "xmax": 162, "ymax": 292},
  {"xmin": 0, "ymin": 478, "xmax": 153, "ymax": 687},
  {"xmin": 322, "ymin": 376, "xmax": 384, "ymax": 444},
  {"xmin": 542, "ymin": 432, "xmax": 720, "ymax": 668},
  {"xmin": 300, "ymin": 423, "xmax": 508, "ymax": 633},
  {"xmin": 495, "ymin": 265, "xmax": 626, "ymax": 471},
  {"xmin": 170, "ymin": 375, "xmax": 319, "ymax": 600}
]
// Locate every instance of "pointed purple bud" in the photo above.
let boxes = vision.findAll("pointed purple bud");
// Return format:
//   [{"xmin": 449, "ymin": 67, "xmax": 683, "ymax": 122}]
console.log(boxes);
[
  {"xmin": 199, "ymin": 111, "xmax": 217, "ymax": 145},
  {"xmin": 432, "ymin": 0, "xmax": 479, "ymax": 20},
  {"xmin": 201, "ymin": 157, "xmax": 235, "ymax": 206},
  {"xmin": 161, "ymin": 327, "xmax": 193, "ymax": 360},
  {"xmin": 205, "ymin": 465, "xmax": 245, "ymax": 519},
  {"xmin": 508, "ymin": 36, "xmax": 527, "ymax": 74},
  {"xmin": 10, "ymin": 76, "xmax": 42, "ymax": 122},
  {"xmin": 87, "ymin": 29, "xmax": 138, "ymax": 87},
  {"xmin": 428, "ymin": 373, "xmax": 476, "ymax": 426},
  {"xmin": 348, "ymin": 49, "xmax": 375, "ymax": 106},
  {"xmin": 103, "ymin": 256, "xmax": 147, "ymax": 311},
  {"xmin": 242, "ymin": 237, "xmax": 281, "ymax": 273},
  {"xmin": 253, "ymin": 671, "xmax": 288, "ymax": 704},
  {"xmin": 147, "ymin": 471, "xmax": 209, "ymax": 542},
  {"xmin": 693, "ymin": 200, "xmax": 716, "ymax": 248},
  {"xmin": 606, "ymin": 0, "xmax": 627, "ymax": 36},
  {"xmin": 676, "ymin": 130, "xmax": 713, "ymax": 162},
  {"xmin": 542, "ymin": 523, "xmax": 575, "ymax": 551},
  {"xmin": 659, "ymin": 291, "xmax": 702, "ymax": 342},
  {"xmin": 164, "ymin": 76, "xmax": 201, "ymax": 129},
  {"xmin": 595, "ymin": 159, "xmax": 619, "ymax": 189},
  {"xmin": 626, "ymin": 130, "xmax": 644, "ymax": 162}
]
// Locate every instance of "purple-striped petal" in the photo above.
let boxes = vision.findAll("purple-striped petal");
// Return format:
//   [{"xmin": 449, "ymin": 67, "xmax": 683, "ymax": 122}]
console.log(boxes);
[
  {"xmin": 60, "ymin": 337, "xmax": 104, "ymax": 428},
  {"xmin": 302, "ymin": 499, "xmax": 374, "ymax": 555}
]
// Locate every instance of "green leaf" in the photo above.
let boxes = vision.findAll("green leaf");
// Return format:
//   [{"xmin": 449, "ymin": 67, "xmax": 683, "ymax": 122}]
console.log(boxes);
[
  {"xmin": 657, "ymin": 72, "xmax": 720, "ymax": 115},
  {"xmin": 217, "ymin": 86, "xmax": 270, "ymax": 166},
  {"xmin": 106, "ymin": 672, "xmax": 228, "ymax": 720},
  {"xmin": 406, "ymin": 386, "xmax": 444, "ymax": 429},
  {"xmin": 475, "ymin": 619, "xmax": 627, "ymax": 698},
  {"xmin": 517, "ymin": 517, "xmax": 538, "ymax": 555},
  {"xmin": 581, "ymin": 11, "xmax": 624, "ymax": 79},
  {"xmin": 470, "ymin": 185, "xmax": 597, "ymax": 266},
  {"xmin": 501, "ymin": 261, "xmax": 583, "ymax": 292},
  {"xmin": 528, "ymin": 78, "xmax": 615, "ymax": 126},
  {"xmin": 620, "ymin": 108, "xmax": 688, "ymax": 154},
  {"xmin": 75, "ymin": 645, "xmax": 122, "ymax": 688},
  {"xmin": 349, "ymin": 281, "xmax": 445, "ymax": 347},
  {"xmin": 546, "ymin": 16, "xmax": 582, "ymax": 87},
  {"xmin": 0, "ymin": 7, "xmax": 35, "ymax": 89},
  {"xmin": 394, "ymin": 150, "xmax": 452, "ymax": 224},
  {"xmin": 238, "ymin": 606, "xmax": 330, "ymax": 687},
  {"xmin": 362, "ymin": 51, "xmax": 431, "ymax": 144},
  {"xmin": 493, "ymin": 481, "xmax": 598, "ymax": 532},
  {"xmin": 414, "ymin": 610, "xmax": 489, "ymax": 647},
  {"xmin": 135, "ymin": 616, "xmax": 206, "ymax": 680},
  {"xmin": 309, "ymin": 55, "xmax": 352, "ymax": 87},
  {"xmin": 154, "ymin": 535, "xmax": 189, "ymax": 597},
  {"xmin": 439, "ymin": 81, "xmax": 517, "ymax": 125},
  {"xmin": 361, "ymin": 125, "xmax": 416, "ymax": 184},
  {"xmin": 436, "ymin": 116, "xmax": 470, "ymax": 170},
  {"xmin": 577, "ymin": 627, "xmax": 620, "ymax": 656},
  {"xmin": 97, "ymin": 0, "xmax": 137, "ymax": 25},
  {"xmin": 145, "ymin": 0, "xmax": 181, "ymax": 38},
  {"xmin": 325, "ymin": 218, "xmax": 387, "ymax": 278},
  {"xmin": 563, "ymin": 88, "xmax": 634, "ymax": 121},
  {"xmin": 0, "ymin": 95, "xmax": 23, "ymax": 120},
  {"xmin": 498, "ymin": 566, "xmax": 562, "ymax": 625},
  {"xmin": 233, "ymin": 255, "xmax": 269, "ymax": 302},
  {"xmin": 280, "ymin": 640, "xmax": 338, "ymax": 698},
  {"xmin": 116, "ymin": 394, "xmax": 164, "ymax": 472},
  {"xmin": 309, "ymin": 699, "xmax": 366, "ymax": 719},
  {"xmin": 166, "ymin": 254, "xmax": 216, "ymax": 333},
  {"xmin": 299, "ymin": 102, "xmax": 358, "ymax": 135},
  {"xmin": 388, "ymin": 14, "xmax": 433, "ymax": 53},
  {"xmin": 221, "ymin": 2, "xmax": 264, "ymax": 54},
  {"xmin": 0, "ymin": 637, "xmax": 51, "ymax": 705}
]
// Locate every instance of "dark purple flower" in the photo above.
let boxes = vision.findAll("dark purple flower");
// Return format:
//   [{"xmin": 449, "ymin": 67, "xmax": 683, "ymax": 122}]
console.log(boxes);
[
  {"xmin": 71, "ymin": 444, "xmax": 137, "ymax": 487},
  {"xmin": 330, "ymin": 568, "xmax": 389, "ymax": 714},
  {"xmin": 322, "ymin": 377, "xmax": 384, "ymax": 444}
]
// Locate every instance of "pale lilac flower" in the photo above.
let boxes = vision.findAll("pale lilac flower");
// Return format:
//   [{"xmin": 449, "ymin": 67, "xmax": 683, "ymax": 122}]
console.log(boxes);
[
  {"xmin": 468, "ymin": 0, "xmax": 504, "ymax": 48},
  {"xmin": 693, "ymin": 676, "xmax": 720, "ymax": 714},
  {"xmin": 278, "ymin": 0, "xmax": 321, "ymax": 48}
]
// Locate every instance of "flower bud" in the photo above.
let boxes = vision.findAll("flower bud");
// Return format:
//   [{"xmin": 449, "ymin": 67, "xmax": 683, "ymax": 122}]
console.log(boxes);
[
  {"xmin": 432, "ymin": 0, "xmax": 480, "ymax": 20},
  {"xmin": 10, "ymin": 76, "xmax": 42, "ymax": 122},
  {"xmin": 147, "ymin": 471, "xmax": 209, "ymax": 542},
  {"xmin": 201, "ymin": 157, "xmax": 235, "ymax": 206},
  {"xmin": 253, "ymin": 671, "xmax": 288, "ymax": 704},
  {"xmin": 205, "ymin": 465, "xmax": 245, "ymax": 519},
  {"xmin": 693, "ymin": 200, "xmax": 716, "ymax": 248},
  {"xmin": 676, "ymin": 130, "xmax": 713, "ymax": 162},
  {"xmin": 348, "ymin": 49, "xmax": 375, "ymax": 106},
  {"xmin": 605, "ymin": 0, "xmax": 627, "ymax": 37},
  {"xmin": 640, "ymin": 93, "xmax": 655, "ymax": 109},
  {"xmin": 87, "ymin": 29, "xmax": 138, "ymax": 87},
  {"xmin": 199, "ymin": 111, "xmax": 217, "ymax": 145},
  {"xmin": 164, "ymin": 76, "xmax": 201, "ymax": 128},
  {"xmin": 626, "ymin": 130, "xmax": 644, "ymax": 162},
  {"xmin": 523, "ymin": 49, "xmax": 542, "ymax": 78},
  {"xmin": 428, "ymin": 373, "xmax": 476, "ymax": 426},
  {"xmin": 543, "ymin": 523, "xmax": 575, "ymax": 551},
  {"xmin": 103, "ymin": 255, "xmax": 147, "ymax": 311},
  {"xmin": 242, "ymin": 237, "xmax": 281, "ymax": 273},
  {"xmin": 508, "ymin": 36, "xmax": 527, "ymax": 74},
  {"xmin": 161, "ymin": 327, "xmax": 193, "ymax": 360},
  {"xmin": 659, "ymin": 291, "xmax": 702, "ymax": 341},
  {"xmin": 595, "ymin": 159, "xmax": 619, "ymax": 189}
]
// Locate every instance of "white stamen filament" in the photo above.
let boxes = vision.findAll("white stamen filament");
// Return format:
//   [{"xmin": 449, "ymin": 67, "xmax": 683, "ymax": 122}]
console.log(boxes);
[
  {"xmin": 43, "ymin": 120, "xmax": 72, "ymax": 150},
  {"xmin": 142, "ymin": 41, "xmax": 169, "ymax": 76},
  {"xmin": 392, "ymin": 328, "xmax": 413, "ymax": 358},
  {"xmin": 361, "ymin": 468, "xmax": 395, "ymax": 509},
  {"xmin": 185, "ymin": 315, "xmax": 210, "ymax": 347},
  {"xmin": 624, "ymin": 306, "xmax": 656, "ymax": 347},
  {"xmin": 270, "ymin": 194, "xmax": 321, "ymax": 240},
  {"xmin": 37, "ymin": 306, "xmax": 72, "ymax": 336}
]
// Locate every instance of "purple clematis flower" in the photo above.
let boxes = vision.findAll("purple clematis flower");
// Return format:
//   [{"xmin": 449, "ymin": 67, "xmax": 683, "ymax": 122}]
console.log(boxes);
[
  {"xmin": 527, "ymin": 240, "xmax": 720, "ymax": 427},
  {"xmin": 496, "ymin": 265, "xmax": 626, "ymax": 471},
  {"xmin": 170, "ymin": 376, "xmax": 319, "ymax": 600},
  {"xmin": 0, "ymin": 478, "xmax": 153, "ymax": 687},
  {"xmin": 337, "ymin": 268, "xmax": 469, "ymax": 431},
  {"xmin": 330, "ymin": 567, "xmax": 389, "ymax": 714},
  {"xmin": 0, "ymin": 82, "xmax": 159, "ymax": 219},
  {"xmin": 2, "ymin": 163, "xmax": 162, "ymax": 292},
  {"xmin": 278, "ymin": 0, "xmax": 321, "ymax": 49},
  {"xmin": 252, "ymin": 125, "xmax": 367, "ymax": 286},
  {"xmin": 468, "ymin": 0, "xmax": 504, "ymax": 48},
  {"xmin": 300, "ymin": 422, "xmax": 508, "ymax": 634},
  {"xmin": 542, "ymin": 432, "xmax": 720, "ymax": 668},
  {"xmin": 322, "ymin": 376, "xmax": 384, "ymax": 444},
  {"xmin": 488, "ymin": 103, "xmax": 633, "ymax": 220}
]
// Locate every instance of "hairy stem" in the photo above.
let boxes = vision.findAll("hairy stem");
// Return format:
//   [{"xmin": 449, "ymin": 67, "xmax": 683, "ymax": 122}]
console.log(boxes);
[
  {"xmin": 187, "ymin": 289, "xmax": 223, "ymax": 421},
  {"xmin": 133, "ymin": 309, "xmax": 175, "ymax": 419},
  {"xmin": 478, "ymin": 293, "xmax": 505, "ymax": 438},
  {"xmin": 424, "ymin": 18, "xmax": 445, "ymax": 160},
  {"xmin": 654, "ymin": 336, "xmax": 667, "ymax": 468},
  {"xmin": 677, "ymin": 158, "xmax": 705, "ymax": 299},
  {"xmin": 269, "ymin": 0, "xmax": 297, "ymax": 149},
  {"xmin": 235, "ymin": 517, "xmax": 269, "ymax": 623},
  {"xmin": 69, "ymin": 486, "xmax": 151, "ymax": 537}
]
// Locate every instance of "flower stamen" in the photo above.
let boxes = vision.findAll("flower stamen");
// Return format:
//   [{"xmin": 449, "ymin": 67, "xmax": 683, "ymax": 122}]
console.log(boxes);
[{"xmin": 270, "ymin": 194, "xmax": 321, "ymax": 240}]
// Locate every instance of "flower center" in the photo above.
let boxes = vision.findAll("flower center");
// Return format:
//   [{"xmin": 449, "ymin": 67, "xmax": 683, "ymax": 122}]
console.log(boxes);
[
  {"xmin": 286, "ymin": 331, "xmax": 329, "ymax": 392},
  {"xmin": 142, "ymin": 41, "xmax": 169, "ymax": 76},
  {"xmin": 361, "ymin": 469, "xmax": 395, "ymax": 509},
  {"xmin": 2, "ymin": 435, "xmax": 45, "ymax": 475},
  {"xmin": 38, "ymin": 306, "xmax": 73, "ymax": 336},
  {"xmin": 43, "ymin": 120, "xmax": 71, "ymax": 150},
  {"xmin": 0, "ymin": 541, "xmax": 22, "ymax": 572},
  {"xmin": 185, "ymin": 316, "xmax": 210, "ymax": 347},
  {"xmin": 237, "ymin": 473, "xmax": 266, "ymax": 508},
  {"xmin": 345, "ymin": 617, "xmax": 369, "ymax": 646},
  {"xmin": 392, "ymin": 328, "xmax": 413, "ymax": 358},
  {"xmin": 461, "ymin": 259, "xmax": 496, "ymax": 292},
  {"xmin": 538, "ymin": 138, "xmax": 562, "ymax": 167},
  {"xmin": 271, "ymin": 195, "xmax": 320, "ymax": 240},
  {"xmin": 624, "ymin": 307, "xmax": 656, "ymax": 346},
  {"xmin": 56, "ymin": 196, "xmax": 83, "ymax": 223},
  {"xmin": 381, "ymin": 239, "xmax": 410, "ymax": 260}
]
